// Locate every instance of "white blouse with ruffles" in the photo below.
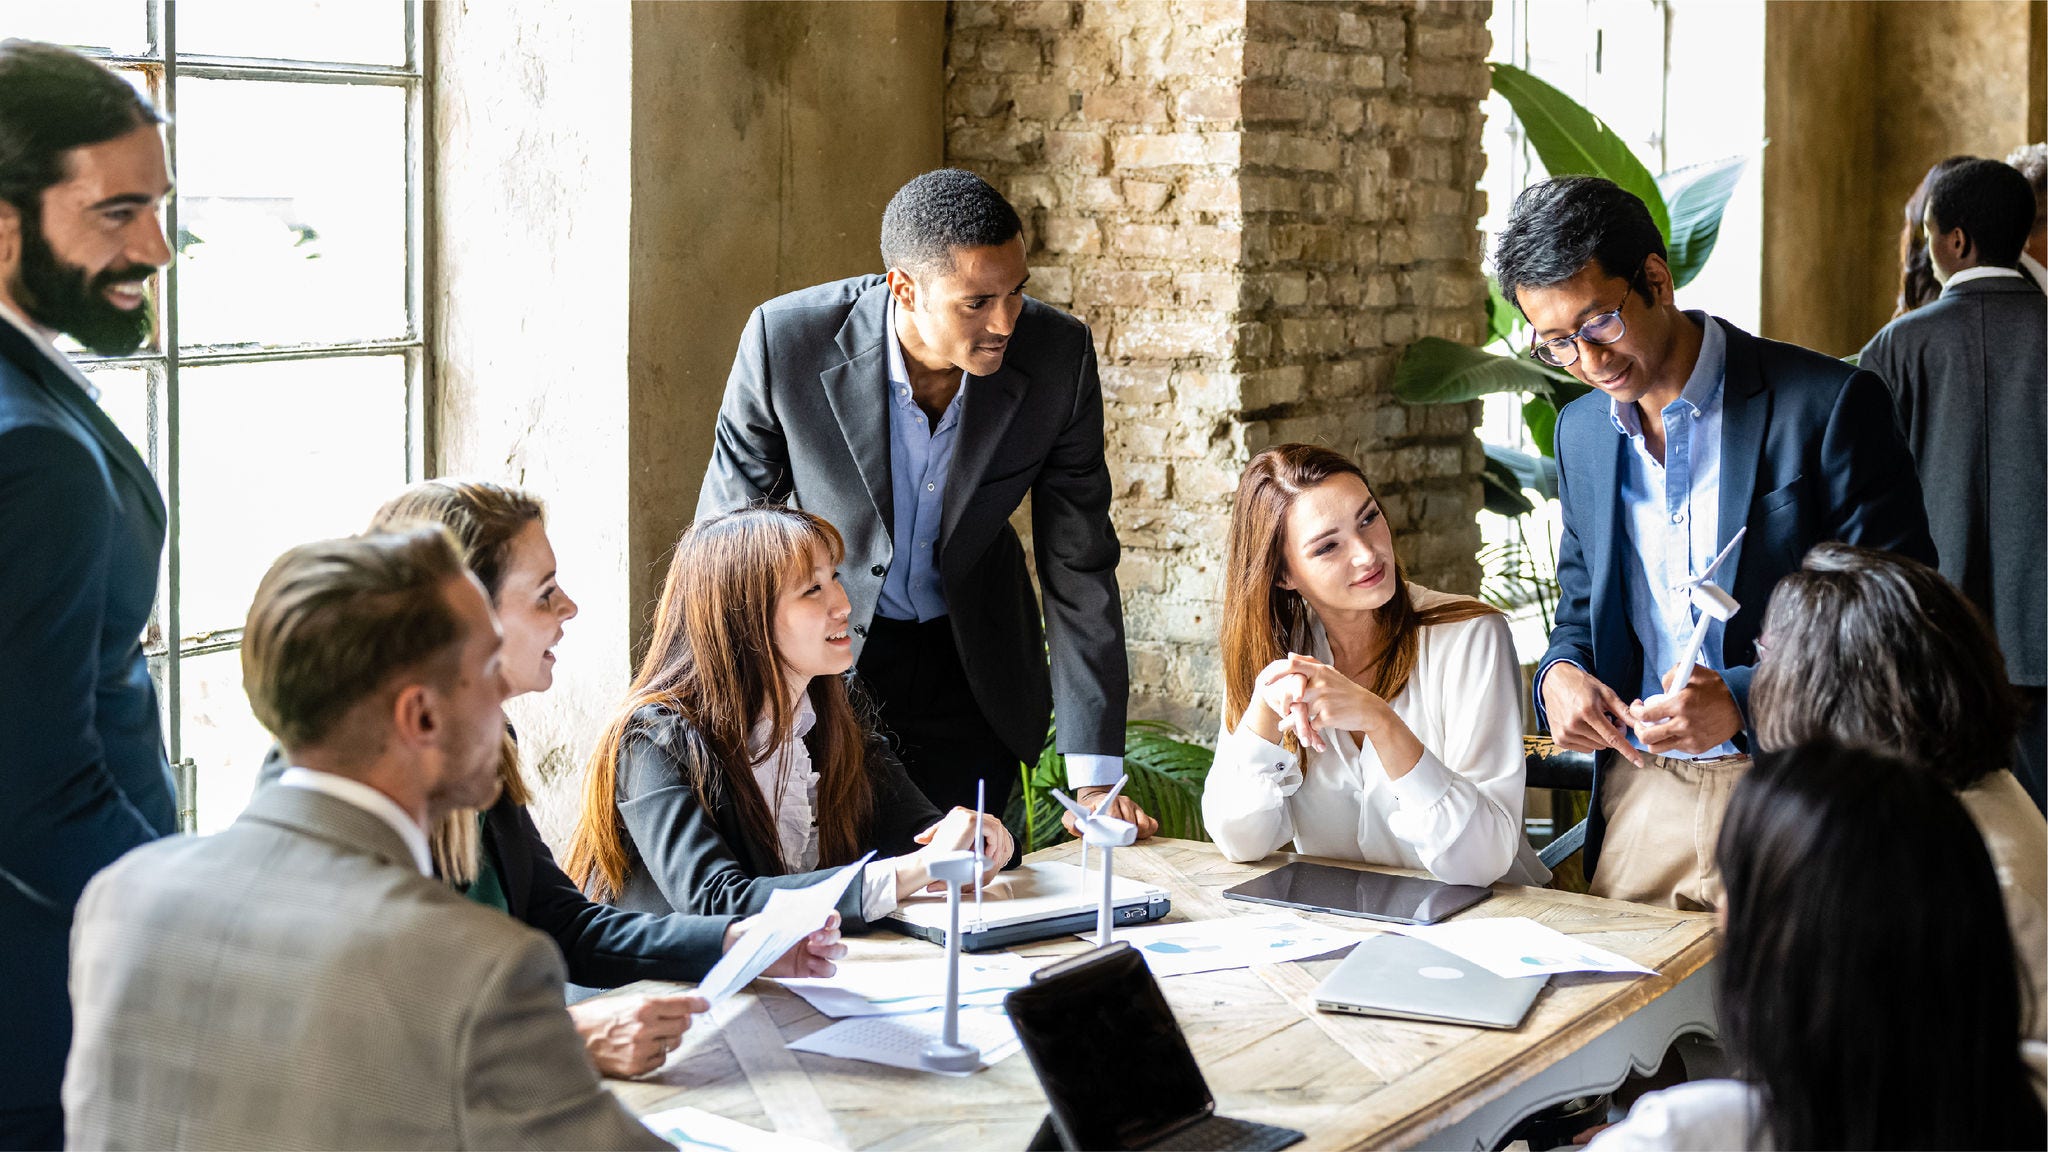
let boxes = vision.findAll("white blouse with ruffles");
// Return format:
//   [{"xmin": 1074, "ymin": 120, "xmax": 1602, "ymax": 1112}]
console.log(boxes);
[{"xmin": 1201, "ymin": 585, "xmax": 1551, "ymax": 888}]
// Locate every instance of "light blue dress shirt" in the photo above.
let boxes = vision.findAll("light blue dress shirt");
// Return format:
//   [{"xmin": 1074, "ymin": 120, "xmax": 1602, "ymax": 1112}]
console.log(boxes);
[
  {"xmin": 1611, "ymin": 312, "xmax": 1737, "ymax": 759},
  {"xmin": 877, "ymin": 299, "xmax": 1123, "ymax": 788},
  {"xmin": 879, "ymin": 297, "xmax": 965, "ymax": 623}
]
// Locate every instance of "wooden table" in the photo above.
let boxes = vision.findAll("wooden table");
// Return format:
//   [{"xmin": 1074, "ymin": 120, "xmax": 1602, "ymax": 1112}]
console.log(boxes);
[{"xmin": 605, "ymin": 838, "xmax": 1719, "ymax": 1151}]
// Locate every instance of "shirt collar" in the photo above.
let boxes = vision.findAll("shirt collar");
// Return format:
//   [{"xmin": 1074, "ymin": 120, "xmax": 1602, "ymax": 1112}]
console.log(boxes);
[
  {"xmin": 276, "ymin": 766, "xmax": 433, "ymax": 877},
  {"xmin": 0, "ymin": 296, "xmax": 100, "ymax": 401},
  {"xmin": 1608, "ymin": 311, "xmax": 1725, "ymax": 438},
  {"xmin": 1944, "ymin": 265, "xmax": 2026, "ymax": 291},
  {"xmin": 750, "ymin": 690, "xmax": 819, "ymax": 755}
]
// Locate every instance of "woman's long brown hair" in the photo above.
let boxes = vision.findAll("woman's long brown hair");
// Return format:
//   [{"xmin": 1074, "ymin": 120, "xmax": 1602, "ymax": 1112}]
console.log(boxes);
[
  {"xmin": 566, "ymin": 506, "xmax": 875, "ymax": 903},
  {"xmin": 1220, "ymin": 444, "xmax": 1497, "ymax": 735},
  {"xmin": 368, "ymin": 479, "xmax": 540, "ymax": 884}
]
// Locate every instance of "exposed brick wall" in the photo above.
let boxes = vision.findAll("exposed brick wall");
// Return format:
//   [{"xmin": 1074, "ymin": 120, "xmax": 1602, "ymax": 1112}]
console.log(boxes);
[{"xmin": 946, "ymin": 0, "xmax": 1491, "ymax": 733}]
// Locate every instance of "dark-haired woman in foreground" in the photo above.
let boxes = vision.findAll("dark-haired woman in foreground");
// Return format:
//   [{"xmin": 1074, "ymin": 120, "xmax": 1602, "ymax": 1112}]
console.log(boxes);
[
  {"xmin": 1202, "ymin": 444, "xmax": 1548, "ymax": 886},
  {"xmin": 566, "ymin": 506, "xmax": 1011, "ymax": 927},
  {"xmin": 1748, "ymin": 542, "xmax": 2045, "ymax": 1066},
  {"xmin": 1589, "ymin": 742, "xmax": 2044, "ymax": 1150}
]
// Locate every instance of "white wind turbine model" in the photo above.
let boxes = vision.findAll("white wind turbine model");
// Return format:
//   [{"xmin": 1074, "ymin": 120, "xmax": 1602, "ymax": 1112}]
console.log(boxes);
[
  {"xmin": 1049, "ymin": 777, "xmax": 1137, "ymax": 945},
  {"xmin": 1646, "ymin": 527, "xmax": 1747, "ymax": 706},
  {"xmin": 920, "ymin": 779, "xmax": 990, "ymax": 1073}
]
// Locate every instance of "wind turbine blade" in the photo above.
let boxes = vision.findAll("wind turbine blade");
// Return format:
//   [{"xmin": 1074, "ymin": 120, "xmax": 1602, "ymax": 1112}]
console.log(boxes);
[
  {"xmin": 1696, "ymin": 526, "xmax": 1747, "ymax": 584},
  {"xmin": 1048, "ymin": 788, "xmax": 1092, "ymax": 820},
  {"xmin": 1090, "ymin": 775, "xmax": 1129, "ymax": 816}
]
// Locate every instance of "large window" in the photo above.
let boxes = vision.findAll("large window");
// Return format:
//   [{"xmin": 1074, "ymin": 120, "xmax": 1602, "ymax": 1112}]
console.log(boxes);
[{"xmin": 8, "ymin": 2, "xmax": 425, "ymax": 832}]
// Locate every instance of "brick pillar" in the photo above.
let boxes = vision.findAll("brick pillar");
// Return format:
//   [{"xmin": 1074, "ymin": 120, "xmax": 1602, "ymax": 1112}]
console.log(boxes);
[{"xmin": 946, "ymin": 0, "xmax": 1491, "ymax": 732}]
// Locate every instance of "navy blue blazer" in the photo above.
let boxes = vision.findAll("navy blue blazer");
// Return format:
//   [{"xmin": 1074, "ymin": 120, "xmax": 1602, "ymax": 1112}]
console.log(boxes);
[
  {"xmin": 0, "ymin": 319, "xmax": 176, "ymax": 1111},
  {"xmin": 1535, "ymin": 317, "xmax": 1936, "ymax": 881}
]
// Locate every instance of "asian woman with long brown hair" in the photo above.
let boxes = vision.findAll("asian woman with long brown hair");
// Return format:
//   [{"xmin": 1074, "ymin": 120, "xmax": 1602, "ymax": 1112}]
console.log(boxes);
[
  {"xmin": 565, "ymin": 506, "xmax": 1012, "ymax": 927},
  {"xmin": 1202, "ymin": 444, "xmax": 1548, "ymax": 886}
]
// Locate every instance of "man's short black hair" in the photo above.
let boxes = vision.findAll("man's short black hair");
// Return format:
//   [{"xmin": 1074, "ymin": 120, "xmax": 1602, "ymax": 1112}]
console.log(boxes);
[
  {"xmin": 1927, "ymin": 157, "xmax": 2036, "ymax": 268},
  {"xmin": 880, "ymin": 168, "xmax": 1023, "ymax": 277},
  {"xmin": 1492, "ymin": 176, "xmax": 1667, "ymax": 311},
  {"xmin": 0, "ymin": 39, "xmax": 164, "ymax": 217}
]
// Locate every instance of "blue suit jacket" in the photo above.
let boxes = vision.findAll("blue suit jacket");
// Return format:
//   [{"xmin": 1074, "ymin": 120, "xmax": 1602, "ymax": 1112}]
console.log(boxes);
[
  {"xmin": 0, "ymin": 318, "xmax": 175, "ymax": 1111},
  {"xmin": 1535, "ymin": 317, "xmax": 1936, "ymax": 881}
]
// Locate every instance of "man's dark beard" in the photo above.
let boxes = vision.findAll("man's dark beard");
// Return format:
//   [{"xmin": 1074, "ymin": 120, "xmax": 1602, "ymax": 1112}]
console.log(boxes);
[{"xmin": 10, "ymin": 204, "xmax": 157, "ymax": 357}]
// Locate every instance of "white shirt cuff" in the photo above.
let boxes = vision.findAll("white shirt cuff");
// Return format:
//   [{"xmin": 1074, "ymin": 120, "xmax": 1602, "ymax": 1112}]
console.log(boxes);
[
  {"xmin": 1064, "ymin": 753, "xmax": 1124, "ymax": 789},
  {"xmin": 858, "ymin": 863, "xmax": 899, "ymax": 921},
  {"xmin": 1384, "ymin": 749, "xmax": 1455, "ymax": 811}
]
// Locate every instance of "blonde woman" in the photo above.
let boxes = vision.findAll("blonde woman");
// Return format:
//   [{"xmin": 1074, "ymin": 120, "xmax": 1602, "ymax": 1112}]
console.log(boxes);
[
  {"xmin": 1202, "ymin": 444, "xmax": 1549, "ymax": 887},
  {"xmin": 261, "ymin": 480, "xmax": 841, "ymax": 1077}
]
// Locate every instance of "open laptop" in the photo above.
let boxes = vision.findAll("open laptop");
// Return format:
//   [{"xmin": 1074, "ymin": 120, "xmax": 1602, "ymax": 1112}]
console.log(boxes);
[
  {"xmin": 1313, "ymin": 932, "xmax": 1547, "ymax": 1029},
  {"xmin": 1007, "ymin": 943, "xmax": 1305, "ymax": 1152},
  {"xmin": 886, "ymin": 861, "xmax": 1171, "ymax": 951}
]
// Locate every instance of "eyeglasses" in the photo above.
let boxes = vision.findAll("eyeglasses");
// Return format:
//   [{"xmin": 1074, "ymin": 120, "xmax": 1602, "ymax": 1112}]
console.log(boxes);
[{"xmin": 1527, "ymin": 265, "xmax": 1644, "ymax": 368}]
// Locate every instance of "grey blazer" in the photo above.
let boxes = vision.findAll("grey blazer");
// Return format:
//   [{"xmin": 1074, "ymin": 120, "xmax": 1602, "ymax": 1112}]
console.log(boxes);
[
  {"xmin": 697, "ymin": 275, "xmax": 1127, "ymax": 762},
  {"xmin": 1860, "ymin": 275, "xmax": 2046, "ymax": 686},
  {"xmin": 63, "ymin": 785, "xmax": 666, "ymax": 1151}
]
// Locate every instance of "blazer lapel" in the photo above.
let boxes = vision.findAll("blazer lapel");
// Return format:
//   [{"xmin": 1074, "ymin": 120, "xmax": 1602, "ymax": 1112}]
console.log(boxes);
[
  {"xmin": 821, "ymin": 284, "xmax": 895, "ymax": 536},
  {"xmin": 1715, "ymin": 319, "xmax": 1768, "ymax": 589},
  {"xmin": 0, "ymin": 322, "xmax": 166, "ymax": 529},
  {"xmin": 239, "ymin": 783, "xmax": 422, "ymax": 874},
  {"xmin": 940, "ymin": 361, "xmax": 1029, "ymax": 546},
  {"xmin": 1585, "ymin": 422, "xmax": 1629, "ymax": 673}
]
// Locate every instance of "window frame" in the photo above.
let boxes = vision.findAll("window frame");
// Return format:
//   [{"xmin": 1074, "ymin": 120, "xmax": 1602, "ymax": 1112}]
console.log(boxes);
[{"xmin": 67, "ymin": 1, "xmax": 428, "ymax": 831}]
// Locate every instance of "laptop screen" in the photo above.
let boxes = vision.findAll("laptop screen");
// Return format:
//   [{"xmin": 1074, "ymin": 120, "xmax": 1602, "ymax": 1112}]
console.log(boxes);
[{"xmin": 1006, "ymin": 944, "xmax": 1213, "ymax": 1150}]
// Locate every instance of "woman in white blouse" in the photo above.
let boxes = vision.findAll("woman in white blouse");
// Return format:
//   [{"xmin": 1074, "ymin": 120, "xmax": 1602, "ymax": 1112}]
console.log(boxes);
[{"xmin": 1202, "ymin": 443, "xmax": 1548, "ymax": 887}]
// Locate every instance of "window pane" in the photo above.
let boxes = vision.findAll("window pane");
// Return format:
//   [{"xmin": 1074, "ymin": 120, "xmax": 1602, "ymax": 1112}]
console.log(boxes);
[
  {"xmin": 177, "ymin": 355, "xmax": 406, "ymax": 634},
  {"xmin": 174, "ymin": 79, "xmax": 408, "ymax": 349},
  {"xmin": 0, "ymin": 0, "xmax": 151, "ymax": 54},
  {"xmin": 173, "ymin": 0, "xmax": 405, "ymax": 67},
  {"xmin": 80, "ymin": 363, "xmax": 155, "ymax": 472},
  {"xmin": 181, "ymin": 645, "xmax": 275, "ymax": 833}
]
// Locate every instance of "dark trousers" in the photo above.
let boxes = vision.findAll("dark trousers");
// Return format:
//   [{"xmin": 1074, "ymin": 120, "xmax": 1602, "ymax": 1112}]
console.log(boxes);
[
  {"xmin": 2016, "ymin": 685, "xmax": 2046, "ymax": 814},
  {"xmin": 858, "ymin": 615, "xmax": 1023, "ymax": 815},
  {"xmin": 0, "ymin": 1106, "xmax": 62, "ymax": 1151}
]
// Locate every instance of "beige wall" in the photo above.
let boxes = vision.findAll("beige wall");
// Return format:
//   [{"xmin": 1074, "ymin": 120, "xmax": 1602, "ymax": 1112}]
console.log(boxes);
[
  {"xmin": 431, "ymin": 1, "xmax": 944, "ymax": 832},
  {"xmin": 1763, "ymin": 0, "xmax": 2043, "ymax": 357}
]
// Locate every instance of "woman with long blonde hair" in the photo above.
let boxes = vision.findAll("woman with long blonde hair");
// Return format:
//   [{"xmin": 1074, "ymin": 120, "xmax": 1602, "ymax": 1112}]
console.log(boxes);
[
  {"xmin": 1203, "ymin": 444, "xmax": 1549, "ymax": 886},
  {"xmin": 261, "ymin": 480, "xmax": 842, "ymax": 1078},
  {"xmin": 566, "ymin": 505, "xmax": 1012, "ymax": 925}
]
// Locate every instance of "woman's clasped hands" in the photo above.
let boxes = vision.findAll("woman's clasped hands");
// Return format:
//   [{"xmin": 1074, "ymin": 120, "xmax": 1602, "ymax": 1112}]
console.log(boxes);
[{"xmin": 1253, "ymin": 652, "xmax": 1387, "ymax": 753}]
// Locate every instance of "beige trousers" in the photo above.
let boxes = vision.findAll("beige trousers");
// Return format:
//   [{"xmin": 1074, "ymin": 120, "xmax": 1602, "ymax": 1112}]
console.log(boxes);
[{"xmin": 1591, "ymin": 752, "xmax": 1752, "ymax": 911}]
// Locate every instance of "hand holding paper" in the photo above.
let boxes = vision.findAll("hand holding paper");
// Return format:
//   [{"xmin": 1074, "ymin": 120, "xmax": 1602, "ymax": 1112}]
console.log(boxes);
[{"xmin": 694, "ymin": 853, "xmax": 872, "ymax": 1003}]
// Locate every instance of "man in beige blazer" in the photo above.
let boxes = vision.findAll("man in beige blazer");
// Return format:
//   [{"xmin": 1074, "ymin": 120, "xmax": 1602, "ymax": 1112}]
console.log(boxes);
[{"xmin": 63, "ymin": 526, "xmax": 668, "ymax": 1150}]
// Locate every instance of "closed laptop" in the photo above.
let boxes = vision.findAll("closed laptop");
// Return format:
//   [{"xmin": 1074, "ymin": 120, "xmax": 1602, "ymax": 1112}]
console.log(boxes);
[{"xmin": 1314, "ymin": 932, "xmax": 1547, "ymax": 1029}]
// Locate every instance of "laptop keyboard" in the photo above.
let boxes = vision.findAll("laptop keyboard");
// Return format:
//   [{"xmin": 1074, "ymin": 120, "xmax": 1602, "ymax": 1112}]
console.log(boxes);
[{"xmin": 1145, "ymin": 1115, "xmax": 1305, "ymax": 1151}]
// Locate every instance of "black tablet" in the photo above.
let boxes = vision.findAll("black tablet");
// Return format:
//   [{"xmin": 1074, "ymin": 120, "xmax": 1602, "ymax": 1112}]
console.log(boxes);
[{"xmin": 1222, "ymin": 860, "xmax": 1491, "ymax": 925}]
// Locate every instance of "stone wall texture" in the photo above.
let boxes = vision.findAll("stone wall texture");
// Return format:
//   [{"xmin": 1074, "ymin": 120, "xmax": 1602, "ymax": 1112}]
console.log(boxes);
[{"xmin": 946, "ymin": 0, "xmax": 1493, "ymax": 731}]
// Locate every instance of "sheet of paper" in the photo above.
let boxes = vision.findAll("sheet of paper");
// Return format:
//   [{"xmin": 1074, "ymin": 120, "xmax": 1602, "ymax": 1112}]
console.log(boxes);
[
  {"xmin": 637, "ymin": 1105, "xmax": 835, "ymax": 1152},
  {"xmin": 694, "ymin": 852, "xmax": 874, "ymax": 1003},
  {"xmin": 776, "ymin": 953, "xmax": 1038, "ymax": 1017},
  {"xmin": 1081, "ymin": 912, "xmax": 1366, "ymax": 977},
  {"xmin": 1385, "ymin": 916, "xmax": 1655, "ymax": 979},
  {"xmin": 786, "ymin": 1004, "xmax": 1021, "ymax": 1076}
]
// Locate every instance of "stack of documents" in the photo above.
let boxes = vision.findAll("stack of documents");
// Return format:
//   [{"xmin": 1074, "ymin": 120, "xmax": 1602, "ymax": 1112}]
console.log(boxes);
[
  {"xmin": 1079, "ymin": 912, "xmax": 1368, "ymax": 977},
  {"xmin": 776, "ymin": 953, "xmax": 1038, "ymax": 1017}
]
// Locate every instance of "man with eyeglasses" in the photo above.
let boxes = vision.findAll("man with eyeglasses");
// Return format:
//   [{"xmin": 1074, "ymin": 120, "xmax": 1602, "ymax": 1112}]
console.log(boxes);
[{"xmin": 1495, "ymin": 176, "xmax": 1934, "ymax": 911}]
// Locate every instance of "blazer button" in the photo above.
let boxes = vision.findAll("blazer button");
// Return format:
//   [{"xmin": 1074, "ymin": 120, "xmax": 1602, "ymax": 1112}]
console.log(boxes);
[
  {"xmin": 871, "ymin": 564, "xmax": 886, "ymax": 577},
  {"xmin": 853, "ymin": 624, "xmax": 867, "ymax": 638}
]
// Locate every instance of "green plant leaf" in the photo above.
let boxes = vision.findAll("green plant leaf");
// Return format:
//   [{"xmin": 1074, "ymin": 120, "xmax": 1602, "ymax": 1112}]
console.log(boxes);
[
  {"xmin": 1489, "ymin": 62, "xmax": 1670, "ymax": 244},
  {"xmin": 1017, "ymin": 719, "xmax": 1216, "ymax": 852},
  {"xmin": 1485, "ymin": 276, "xmax": 1523, "ymax": 348},
  {"xmin": 1521, "ymin": 396, "xmax": 1560, "ymax": 459},
  {"xmin": 1482, "ymin": 453, "xmax": 1537, "ymax": 517},
  {"xmin": 1394, "ymin": 337, "xmax": 1579, "ymax": 406},
  {"xmin": 1657, "ymin": 154, "xmax": 1751, "ymax": 289}
]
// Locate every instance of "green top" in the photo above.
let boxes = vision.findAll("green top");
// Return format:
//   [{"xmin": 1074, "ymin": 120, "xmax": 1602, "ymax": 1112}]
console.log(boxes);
[{"xmin": 458, "ymin": 811, "xmax": 510, "ymax": 914}]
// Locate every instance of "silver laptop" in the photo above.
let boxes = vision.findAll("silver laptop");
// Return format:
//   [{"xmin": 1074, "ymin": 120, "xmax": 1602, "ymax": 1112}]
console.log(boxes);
[{"xmin": 1313, "ymin": 932, "xmax": 1547, "ymax": 1029}]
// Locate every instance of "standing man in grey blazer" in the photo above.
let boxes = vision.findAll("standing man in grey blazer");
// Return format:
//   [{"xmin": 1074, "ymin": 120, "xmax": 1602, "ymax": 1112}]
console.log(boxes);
[
  {"xmin": 699, "ymin": 168, "xmax": 1153, "ymax": 836},
  {"xmin": 1861, "ymin": 157, "xmax": 2047, "ymax": 810},
  {"xmin": 64, "ymin": 527, "xmax": 667, "ymax": 1150}
]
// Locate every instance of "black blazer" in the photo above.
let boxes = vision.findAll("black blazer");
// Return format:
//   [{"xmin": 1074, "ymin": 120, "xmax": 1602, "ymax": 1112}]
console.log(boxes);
[
  {"xmin": 696, "ymin": 276, "xmax": 1127, "ymax": 764},
  {"xmin": 1536, "ymin": 316, "xmax": 1937, "ymax": 879},
  {"xmin": 610, "ymin": 702, "xmax": 945, "ymax": 930},
  {"xmin": 0, "ymin": 319, "xmax": 175, "ymax": 1112},
  {"xmin": 256, "ymin": 747, "xmax": 733, "ymax": 986},
  {"xmin": 1860, "ymin": 275, "xmax": 2045, "ymax": 688}
]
